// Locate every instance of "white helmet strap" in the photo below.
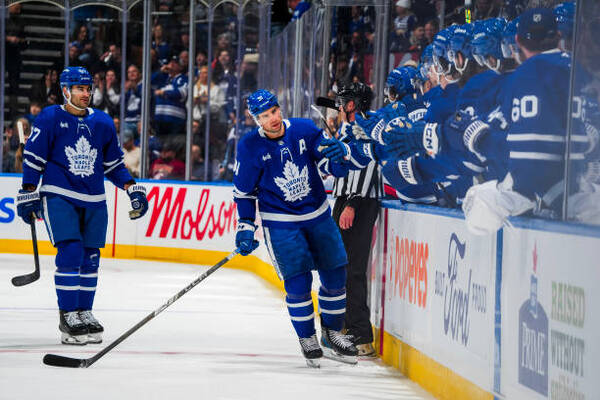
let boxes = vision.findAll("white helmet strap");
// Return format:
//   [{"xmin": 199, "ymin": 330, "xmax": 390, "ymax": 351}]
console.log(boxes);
[{"xmin": 63, "ymin": 86, "xmax": 88, "ymax": 112}]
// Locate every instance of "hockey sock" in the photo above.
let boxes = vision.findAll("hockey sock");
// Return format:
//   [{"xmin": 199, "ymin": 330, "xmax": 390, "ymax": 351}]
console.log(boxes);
[
  {"xmin": 54, "ymin": 240, "xmax": 84, "ymax": 312},
  {"xmin": 79, "ymin": 248, "xmax": 100, "ymax": 310},
  {"xmin": 318, "ymin": 266, "xmax": 347, "ymax": 331},
  {"xmin": 284, "ymin": 272, "xmax": 315, "ymax": 338}
]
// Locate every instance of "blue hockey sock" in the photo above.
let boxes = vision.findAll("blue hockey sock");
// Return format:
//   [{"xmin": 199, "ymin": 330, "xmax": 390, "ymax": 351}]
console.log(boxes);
[
  {"xmin": 79, "ymin": 248, "xmax": 100, "ymax": 310},
  {"xmin": 54, "ymin": 240, "xmax": 84, "ymax": 312},
  {"xmin": 318, "ymin": 266, "xmax": 347, "ymax": 331},
  {"xmin": 284, "ymin": 272, "xmax": 315, "ymax": 338}
]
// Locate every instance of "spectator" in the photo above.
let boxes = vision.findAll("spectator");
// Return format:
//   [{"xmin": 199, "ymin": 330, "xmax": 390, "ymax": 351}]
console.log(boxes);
[
  {"xmin": 213, "ymin": 33, "xmax": 233, "ymax": 62},
  {"xmin": 113, "ymin": 117, "xmax": 120, "ymax": 134},
  {"xmin": 68, "ymin": 43, "xmax": 82, "ymax": 69},
  {"xmin": 122, "ymin": 128, "xmax": 141, "ymax": 178},
  {"xmin": 72, "ymin": 25, "xmax": 96, "ymax": 69},
  {"xmin": 191, "ymin": 144, "xmax": 211, "ymax": 181},
  {"xmin": 104, "ymin": 69, "xmax": 120, "ymax": 115},
  {"xmin": 152, "ymin": 55, "xmax": 189, "ymax": 139},
  {"xmin": 124, "ymin": 64, "xmax": 142, "ymax": 133},
  {"xmin": 178, "ymin": 50, "xmax": 192, "ymax": 75},
  {"xmin": 348, "ymin": 6, "xmax": 366, "ymax": 33},
  {"xmin": 193, "ymin": 65, "xmax": 225, "ymax": 122},
  {"xmin": 31, "ymin": 68, "xmax": 61, "ymax": 107},
  {"xmin": 24, "ymin": 101, "xmax": 42, "ymax": 124},
  {"xmin": 424, "ymin": 19, "xmax": 439, "ymax": 44},
  {"xmin": 393, "ymin": 0, "xmax": 417, "ymax": 40},
  {"xmin": 240, "ymin": 53, "xmax": 259, "ymax": 95},
  {"xmin": 152, "ymin": 24, "xmax": 171, "ymax": 62},
  {"xmin": 196, "ymin": 50, "xmax": 208, "ymax": 69},
  {"xmin": 98, "ymin": 43, "xmax": 123, "ymax": 74},
  {"xmin": 149, "ymin": 137, "xmax": 185, "ymax": 180},
  {"xmin": 218, "ymin": 108, "xmax": 254, "ymax": 181},
  {"xmin": 409, "ymin": 24, "xmax": 428, "ymax": 52},
  {"xmin": 2, "ymin": 129, "xmax": 16, "ymax": 173},
  {"xmin": 288, "ymin": 0, "xmax": 311, "ymax": 21},
  {"xmin": 91, "ymin": 71, "xmax": 116, "ymax": 115},
  {"xmin": 6, "ymin": 3, "xmax": 26, "ymax": 120},
  {"xmin": 474, "ymin": 0, "xmax": 501, "ymax": 21},
  {"xmin": 212, "ymin": 49, "xmax": 237, "ymax": 122}
]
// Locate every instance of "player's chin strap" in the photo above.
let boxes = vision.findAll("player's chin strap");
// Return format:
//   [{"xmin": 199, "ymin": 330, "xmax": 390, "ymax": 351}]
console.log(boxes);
[{"xmin": 62, "ymin": 87, "xmax": 89, "ymax": 113}]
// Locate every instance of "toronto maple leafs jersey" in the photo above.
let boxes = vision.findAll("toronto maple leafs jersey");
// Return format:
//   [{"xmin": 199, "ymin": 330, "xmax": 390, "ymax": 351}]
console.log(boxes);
[
  {"xmin": 151, "ymin": 72, "xmax": 188, "ymax": 124},
  {"xmin": 233, "ymin": 118, "xmax": 350, "ymax": 228},
  {"xmin": 22, "ymin": 105, "xmax": 133, "ymax": 208}
]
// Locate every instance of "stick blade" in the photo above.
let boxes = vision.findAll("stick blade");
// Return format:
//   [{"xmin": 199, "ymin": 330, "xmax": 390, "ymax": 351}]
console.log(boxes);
[
  {"xmin": 316, "ymin": 97, "xmax": 338, "ymax": 110},
  {"xmin": 43, "ymin": 354, "xmax": 88, "ymax": 368},
  {"xmin": 11, "ymin": 271, "xmax": 40, "ymax": 287}
]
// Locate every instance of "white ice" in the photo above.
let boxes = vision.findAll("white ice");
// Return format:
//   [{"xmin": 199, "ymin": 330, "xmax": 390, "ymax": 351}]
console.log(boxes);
[{"xmin": 0, "ymin": 253, "xmax": 434, "ymax": 400}]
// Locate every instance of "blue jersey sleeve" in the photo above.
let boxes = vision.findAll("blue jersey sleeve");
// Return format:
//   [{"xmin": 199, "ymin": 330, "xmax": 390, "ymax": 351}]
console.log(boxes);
[
  {"xmin": 101, "ymin": 114, "xmax": 134, "ymax": 189},
  {"xmin": 22, "ymin": 107, "xmax": 54, "ymax": 187},
  {"xmin": 233, "ymin": 134, "xmax": 260, "ymax": 221}
]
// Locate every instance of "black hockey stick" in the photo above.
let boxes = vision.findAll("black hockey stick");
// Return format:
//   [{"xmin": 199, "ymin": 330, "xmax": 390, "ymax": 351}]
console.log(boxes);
[
  {"xmin": 43, "ymin": 249, "xmax": 239, "ymax": 368},
  {"xmin": 12, "ymin": 120, "xmax": 41, "ymax": 286},
  {"xmin": 11, "ymin": 215, "xmax": 41, "ymax": 286}
]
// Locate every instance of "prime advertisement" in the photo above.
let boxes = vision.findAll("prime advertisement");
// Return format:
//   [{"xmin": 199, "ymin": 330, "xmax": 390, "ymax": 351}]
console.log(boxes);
[
  {"xmin": 381, "ymin": 207, "xmax": 497, "ymax": 392},
  {"xmin": 501, "ymin": 227, "xmax": 600, "ymax": 400}
]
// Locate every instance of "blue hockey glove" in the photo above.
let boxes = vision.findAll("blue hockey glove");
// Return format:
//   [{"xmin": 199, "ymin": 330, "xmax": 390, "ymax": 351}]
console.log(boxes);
[
  {"xmin": 127, "ymin": 184, "xmax": 148, "ymax": 220},
  {"xmin": 16, "ymin": 190, "xmax": 41, "ymax": 224},
  {"xmin": 384, "ymin": 120, "xmax": 441, "ymax": 159},
  {"xmin": 318, "ymin": 137, "xmax": 350, "ymax": 163},
  {"xmin": 353, "ymin": 140, "xmax": 392, "ymax": 162},
  {"xmin": 444, "ymin": 110, "xmax": 490, "ymax": 161},
  {"xmin": 236, "ymin": 219, "xmax": 259, "ymax": 256},
  {"xmin": 355, "ymin": 112, "xmax": 386, "ymax": 143}
]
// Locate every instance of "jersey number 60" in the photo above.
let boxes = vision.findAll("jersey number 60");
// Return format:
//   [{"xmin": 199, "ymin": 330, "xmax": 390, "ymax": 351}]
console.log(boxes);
[{"xmin": 511, "ymin": 95, "xmax": 538, "ymax": 122}]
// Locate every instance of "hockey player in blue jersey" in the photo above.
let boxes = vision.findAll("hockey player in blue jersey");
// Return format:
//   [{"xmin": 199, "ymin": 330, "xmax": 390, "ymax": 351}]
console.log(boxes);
[
  {"xmin": 15, "ymin": 67, "xmax": 149, "ymax": 345},
  {"xmin": 233, "ymin": 89, "xmax": 358, "ymax": 367}
]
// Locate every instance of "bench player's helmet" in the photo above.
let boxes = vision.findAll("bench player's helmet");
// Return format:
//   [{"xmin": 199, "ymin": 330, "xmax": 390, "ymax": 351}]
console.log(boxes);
[
  {"xmin": 247, "ymin": 89, "xmax": 279, "ymax": 118},
  {"xmin": 501, "ymin": 17, "xmax": 521, "ymax": 64},
  {"xmin": 60, "ymin": 66, "xmax": 93, "ymax": 111},
  {"xmin": 448, "ymin": 23, "xmax": 475, "ymax": 74},
  {"xmin": 335, "ymin": 82, "xmax": 373, "ymax": 114},
  {"xmin": 471, "ymin": 18, "xmax": 507, "ymax": 72},
  {"xmin": 385, "ymin": 66, "xmax": 419, "ymax": 103},
  {"xmin": 553, "ymin": 2, "xmax": 575, "ymax": 51}
]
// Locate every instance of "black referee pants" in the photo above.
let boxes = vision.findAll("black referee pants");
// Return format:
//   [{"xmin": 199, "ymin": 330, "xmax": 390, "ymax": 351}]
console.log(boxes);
[{"xmin": 332, "ymin": 196, "xmax": 379, "ymax": 344}]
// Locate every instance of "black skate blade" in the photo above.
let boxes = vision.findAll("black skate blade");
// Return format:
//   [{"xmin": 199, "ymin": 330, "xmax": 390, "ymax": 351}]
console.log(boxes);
[
  {"xmin": 43, "ymin": 354, "xmax": 88, "ymax": 368},
  {"xmin": 322, "ymin": 348, "xmax": 358, "ymax": 365},
  {"xmin": 11, "ymin": 271, "xmax": 40, "ymax": 286}
]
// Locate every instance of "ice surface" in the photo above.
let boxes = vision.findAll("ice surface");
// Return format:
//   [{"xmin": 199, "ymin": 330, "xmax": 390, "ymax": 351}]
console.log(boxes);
[{"xmin": 0, "ymin": 254, "xmax": 434, "ymax": 400}]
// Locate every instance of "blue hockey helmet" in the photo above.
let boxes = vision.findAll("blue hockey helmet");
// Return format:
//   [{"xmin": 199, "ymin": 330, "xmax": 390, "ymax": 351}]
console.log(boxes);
[
  {"xmin": 448, "ymin": 23, "xmax": 475, "ymax": 74},
  {"xmin": 471, "ymin": 18, "xmax": 507, "ymax": 72},
  {"xmin": 247, "ymin": 89, "xmax": 279, "ymax": 117},
  {"xmin": 554, "ymin": 1, "xmax": 575, "ymax": 51},
  {"xmin": 59, "ymin": 66, "xmax": 93, "ymax": 91},
  {"xmin": 385, "ymin": 66, "xmax": 419, "ymax": 101},
  {"xmin": 432, "ymin": 26, "xmax": 456, "ymax": 75},
  {"xmin": 418, "ymin": 44, "xmax": 434, "ymax": 81},
  {"xmin": 502, "ymin": 17, "xmax": 521, "ymax": 64}
]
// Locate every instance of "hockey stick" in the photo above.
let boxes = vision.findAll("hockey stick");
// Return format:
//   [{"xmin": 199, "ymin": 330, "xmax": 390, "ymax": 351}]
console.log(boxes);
[
  {"xmin": 310, "ymin": 104, "xmax": 335, "ymax": 138},
  {"xmin": 43, "ymin": 249, "xmax": 239, "ymax": 368},
  {"xmin": 11, "ymin": 216, "xmax": 41, "ymax": 286},
  {"xmin": 12, "ymin": 120, "xmax": 41, "ymax": 286}
]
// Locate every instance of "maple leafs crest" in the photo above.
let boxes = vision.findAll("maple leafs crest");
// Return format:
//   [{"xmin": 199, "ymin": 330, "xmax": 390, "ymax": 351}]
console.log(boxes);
[
  {"xmin": 65, "ymin": 136, "xmax": 97, "ymax": 177},
  {"xmin": 274, "ymin": 160, "xmax": 311, "ymax": 202}
]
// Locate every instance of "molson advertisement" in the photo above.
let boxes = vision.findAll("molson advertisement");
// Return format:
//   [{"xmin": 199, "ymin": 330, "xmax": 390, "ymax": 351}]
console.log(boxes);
[{"xmin": 381, "ymin": 207, "xmax": 497, "ymax": 393}]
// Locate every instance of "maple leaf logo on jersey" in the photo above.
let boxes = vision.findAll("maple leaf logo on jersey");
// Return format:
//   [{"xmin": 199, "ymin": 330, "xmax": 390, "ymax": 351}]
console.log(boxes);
[
  {"xmin": 65, "ymin": 136, "xmax": 97, "ymax": 177},
  {"xmin": 274, "ymin": 160, "xmax": 311, "ymax": 202}
]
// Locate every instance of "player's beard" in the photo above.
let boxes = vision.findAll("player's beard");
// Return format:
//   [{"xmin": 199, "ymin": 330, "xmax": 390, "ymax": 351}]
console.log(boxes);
[{"xmin": 263, "ymin": 119, "xmax": 283, "ymax": 137}]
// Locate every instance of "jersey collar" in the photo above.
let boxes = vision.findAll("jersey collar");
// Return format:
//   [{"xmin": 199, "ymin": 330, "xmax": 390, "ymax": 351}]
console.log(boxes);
[{"xmin": 258, "ymin": 119, "xmax": 290, "ymax": 139}]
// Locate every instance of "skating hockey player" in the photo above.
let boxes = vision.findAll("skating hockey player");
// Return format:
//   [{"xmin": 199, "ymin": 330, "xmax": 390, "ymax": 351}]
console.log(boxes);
[
  {"xmin": 16, "ymin": 66, "xmax": 148, "ymax": 345},
  {"xmin": 233, "ymin": 89, "xmax": 359, "ymax": 367}
]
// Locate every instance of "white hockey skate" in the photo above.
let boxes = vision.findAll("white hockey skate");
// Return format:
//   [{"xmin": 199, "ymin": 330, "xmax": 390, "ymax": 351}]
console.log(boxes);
[
  {"xmin": 78, "ymin": 310, "xmax": 104, "ymax": 344},
  {"xmin": 59, "ymin": 311, "xmax": 88, "ymax": 345},
  {"xmin": 321, "ymin": 326, "xmax": 358, "ymax": 365}
]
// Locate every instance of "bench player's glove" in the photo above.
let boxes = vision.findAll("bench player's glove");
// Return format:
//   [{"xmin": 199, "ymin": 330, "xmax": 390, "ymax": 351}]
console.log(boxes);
[
  {"xmin": 236, "ymin": 219, "xmax": 259, "ymax": 256},
  {"xmin": 354, "ymin": 111, "xmax": 386, "ymax": 143},
  {"xmin": 444, "ymin": 110, "xmax": 490, "ymax": 161},
  {"xmin": 127, "ymin": 184, "xmax": 148, "ymax": 220},
  {"xmin": 382, "ymin": 119, "xmax": 441, "ymax": 159},
  {"xmin": 318, "ymin": 137, "xmax": 350, "ymax": 163},
  {"xmin": 16, "ymin": 190, "xmax": 41, "ymax": 224}
]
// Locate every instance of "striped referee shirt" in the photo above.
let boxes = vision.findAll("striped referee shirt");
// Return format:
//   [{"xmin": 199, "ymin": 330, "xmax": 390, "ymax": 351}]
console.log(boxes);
[{"xmin": 332, "ymin": 122, "xmax": 383, "ymax": 199}]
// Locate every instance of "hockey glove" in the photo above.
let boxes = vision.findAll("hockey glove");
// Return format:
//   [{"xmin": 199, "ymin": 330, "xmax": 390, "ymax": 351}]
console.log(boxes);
[
  {"xmin": 236, "ymin": 219, "xmax": 259, "ymax": 256},
  {"xmin": 354, "ymin": 111, "xmax": 386, "ymax": 143},
  {"xmin": 383, "ymin": 120, "xmax": 441, "ymax": 159},
  {"xmin": 353, "ymin": 140, "xmax": 391, "ymax": 163},
  {"xmin": 127, "ymin": 184, "xmax": 148, "ymax": 220},
  {"xmin": 318, "ymin": 138, "xmax": 351, "ymax": 163},
  {"xmin": 444, "ymin": 110, "xmax": 490, "ymax": 161},
  {"xmin": 16, "ymin": 190, "xmax": 41, "ymax": 224}
]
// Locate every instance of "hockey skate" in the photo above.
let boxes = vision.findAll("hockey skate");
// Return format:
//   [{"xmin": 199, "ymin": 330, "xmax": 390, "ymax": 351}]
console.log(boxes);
[
  {"xmin": 299, "ymin": 334, "xmax": 323, "ymax": 368},
  {"xmin": 59, "ymin": 310, "xmax": 88, "ymax": 345},
  {"xmin": 79, "ymin": 310, "xmax": 104, "ymax": 344},
  {"xmin": 320, "ymin": 326, "xmax": 358, "ymax": 365}
]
